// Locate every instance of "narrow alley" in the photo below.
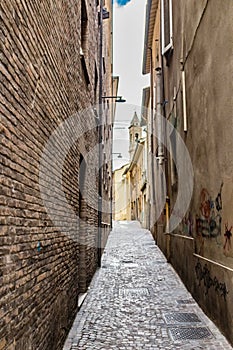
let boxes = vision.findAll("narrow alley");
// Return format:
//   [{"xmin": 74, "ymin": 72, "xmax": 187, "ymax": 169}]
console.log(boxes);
[
  {"xmin": 63, "ymin": 221, "xmax": 232, "ymax": 350},
  {"xmin": 1, "ymin": 0, "xmax": 233, "ymax": 349}
]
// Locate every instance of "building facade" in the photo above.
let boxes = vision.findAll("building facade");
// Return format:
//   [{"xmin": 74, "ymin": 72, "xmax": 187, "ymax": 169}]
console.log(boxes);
[
  {"xmin": 113, "ymin": 164, "xmax": 129, "ymax": 221},
  {"xmin": 99, "ymin": 0, "xmax": 115, "ymax": 257},
  {"xmin": 0, "ymin": 1, "xmax": 113, "ymax": 349},
  {"xmin": 143, "ymin": 0, "xmax": 233, "ymax": 344},
  {"xmin": 118, "ymin": 112, "xmax": 149, "ymax": 228}
]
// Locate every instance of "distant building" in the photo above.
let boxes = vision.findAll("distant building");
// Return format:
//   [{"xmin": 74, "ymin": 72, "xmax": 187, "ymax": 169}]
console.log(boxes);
[
  {"xmin": 113, "ymin": 164, "xmax": 130, "ymax": 221},
  {"xmin": 143, "ymin": 0, "xmax": 233, "ymax": 345},
  {"xmin": 116, "ymin": 112, "xmax": 149, "ymax": 228},
  {"xmin": 129, "ymin": 112, "xmax": 142, "ymax": 160}
]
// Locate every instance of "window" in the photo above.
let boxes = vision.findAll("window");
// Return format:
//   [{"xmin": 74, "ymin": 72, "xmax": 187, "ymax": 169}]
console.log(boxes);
[
  {"xmin": 80, "ymin": 0, "xmax": 90, "ymax": 86},
  {"xmin": 161, "ymin": 0, "xmax": 173, "ymax": 55},
  {"xmin": 81, "ymin": 0, "xmax": 88, "ymax": 56},
  {"xmin": 94, "ymin": 63, "xmax": 98, "ymax": 104},
  {"xmin": 102, "ymin": 57, "xmax": 106, "ymax": 74}
]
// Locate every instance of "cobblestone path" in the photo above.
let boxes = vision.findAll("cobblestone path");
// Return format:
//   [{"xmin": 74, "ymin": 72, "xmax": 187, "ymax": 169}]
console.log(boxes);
[{"xmin": 63, "ymin": 221, "xmax": 232, "ymax": 350}]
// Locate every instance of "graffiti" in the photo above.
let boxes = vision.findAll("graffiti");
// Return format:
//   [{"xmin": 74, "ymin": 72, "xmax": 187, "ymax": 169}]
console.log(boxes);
[
  {"xmin": 196, "ymin": 185, "xmax": 223, "ymax": 239},
  {"xmin": 215, "ymin": 184, "xmax": 223, "ymax": 211},
  {"xmin": 224, "ymin": 223, "xmax": 232, "ymax": 252},
  {"xmin": 182, "ymin": 211, "xmax": 194, "ymax": 236},
  {"xmin": 172, "ymin": 209, "xmax": 194, "ymax": 236},
  {"xmin": 195, "ymin": 261, "xmax": 229, "ymax": 300}
]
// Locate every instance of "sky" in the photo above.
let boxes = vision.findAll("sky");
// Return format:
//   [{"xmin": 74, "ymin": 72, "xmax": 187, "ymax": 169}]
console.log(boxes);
[{"xmin": 112, "ymin": 0, "xmax": 149, "ymax": 170}]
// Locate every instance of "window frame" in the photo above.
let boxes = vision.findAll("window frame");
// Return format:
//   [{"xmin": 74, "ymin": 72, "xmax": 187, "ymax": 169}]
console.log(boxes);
[
  {"xmin": 161, "ymin": 0, "xmax": 173, "ymax": 56},
  {"xmin": 80, "ymin": 0, "xmax": 90, "ymax": 86},
  {"xmin": 81, "ymin": 0, "xmax": 88, "ymax": 56}
]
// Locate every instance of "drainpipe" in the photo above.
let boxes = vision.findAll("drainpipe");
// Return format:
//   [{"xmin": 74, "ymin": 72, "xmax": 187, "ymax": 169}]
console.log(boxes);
[
  {"xmin": 98, "ymin": 0, "xmax": 103, "ymax": 267},
  {"xmin": 160, "ymin": 50, "xmax": 171, "ymax": 262},
  {"xmin": 156, "ymin": 59, "xmax": 171, "ymax": 261},
  {"xmin": 155, "ymin": 67, "xmax": 165, "ymax": 165},
  {"xmin": 148, "ymin": 47, "xmax": 156, "ymax": 235}
]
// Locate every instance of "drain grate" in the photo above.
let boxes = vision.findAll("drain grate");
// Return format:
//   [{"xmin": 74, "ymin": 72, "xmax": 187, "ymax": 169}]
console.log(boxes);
[
  {"xmin": 119, "ymin": 288, "xmax": 150, "ymax": 298},
  {"xmin": 154, "ymin": 260, "xmax": 166, "ymax": 264},
  {"xmin": 101, "ymin": 262, "xmax": 119, "ymax": 269},
  {"xmin": 139, "ymin": 261, "xmax": 165, "ymax": 266},
  {"xmin": 176, "ymin": 299, "xmax": 195, "ymax": 305},
  {"xmin": 143, "ymin": 242, "xmax": 155, "ymax": 247},
  {"xmin": 164, "ymin": 313, "xmax": 201, "ymax": 324},
  {"xmin": 121, "ymin": 260, "xmax": 138, "ymax": 268},
  {"xmin": 169, "ymin": 327, "xmax": 212, "ymax": 341}
]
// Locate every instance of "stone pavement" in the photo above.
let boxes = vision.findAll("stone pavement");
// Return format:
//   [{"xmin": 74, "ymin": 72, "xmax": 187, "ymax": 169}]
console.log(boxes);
[{"xmin": 63, "ymin": 221, "xmax": 232, "ymax": 350}]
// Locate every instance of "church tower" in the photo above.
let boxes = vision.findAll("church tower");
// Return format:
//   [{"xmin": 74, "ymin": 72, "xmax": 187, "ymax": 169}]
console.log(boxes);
[{"xmin": 129, "ymin": 112, "xmax": 142, "ymax": 160}]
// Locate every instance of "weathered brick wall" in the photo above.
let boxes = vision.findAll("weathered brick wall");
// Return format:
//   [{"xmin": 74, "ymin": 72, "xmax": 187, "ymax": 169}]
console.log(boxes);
[
  {"xmin": 0, "ymin": 0, "xmax": 104, "ymax": 349},
  {"xmin": 101, "ymin": 0, "xmax": 113, "ymax": 248}
]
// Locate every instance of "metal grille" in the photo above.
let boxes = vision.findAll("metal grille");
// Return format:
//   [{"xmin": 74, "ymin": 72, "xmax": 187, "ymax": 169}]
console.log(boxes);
[
  {"xmin": 138, "ymin": 260, "xmax": 166, "ymax": 266},
  {"xmin": 143, "ymin": 242, "xmax": 155, "ymax": 247},
  {"xmin": 119, "ymin": 288, "xmax": 150, "ymax": 297},
  {"xmin": 101, "ymin": 262, "xmax": 119, "ymax": 269},
  {"xmin": 169, "ymin": 327, "xmax": 212, "ymax": 341},
  {"xmin": 164, "ymin": 313, "xmax": 201, "ymax": 324},
  {"xmin": 176, "ymin": 299, "xmax": 195, "ymax": 305},
  {"xmin": 121, "ymin": 260, "xmax": 138, "ymax": 268}
]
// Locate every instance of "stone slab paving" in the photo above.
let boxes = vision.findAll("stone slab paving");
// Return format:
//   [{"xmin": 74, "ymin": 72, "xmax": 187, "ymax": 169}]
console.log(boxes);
[{"xmin": 63, "ymin": 221, "xmax": 233, "ymax": 350}]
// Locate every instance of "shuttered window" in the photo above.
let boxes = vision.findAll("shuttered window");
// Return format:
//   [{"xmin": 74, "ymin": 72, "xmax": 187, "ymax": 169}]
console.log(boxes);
[{"xmin": 161, "ymin": 0, "xmax": 173, "ymax": 55}]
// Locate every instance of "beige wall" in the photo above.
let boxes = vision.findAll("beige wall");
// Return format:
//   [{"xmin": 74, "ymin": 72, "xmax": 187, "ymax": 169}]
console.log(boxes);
[
  {"xmin": 113, "ymin": 165, "xmax": 129, "ymax": 221},
  {"xmin": 147, "ymin": 0, "xmax": 233, "ymax": 266},
  {"xmin": 162, "ymin": 0, "xmax": 233, "ymax": 266},
  {"xmin": 143, "ymin": 0, "xmax": 233, "ymax": 345},
  {"xmin": 128, "ymin": 139, "xmax": 148, "ymax": 228}
]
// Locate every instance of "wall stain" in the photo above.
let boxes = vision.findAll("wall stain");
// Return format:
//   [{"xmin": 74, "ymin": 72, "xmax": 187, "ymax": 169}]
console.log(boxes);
[
  {"xmin": 195, "ymin": 261, "xmax": 229, "ymax": 300},
  {"xmin": 182, "ymin": 211, "xmax": 194, "ymax": 236}
]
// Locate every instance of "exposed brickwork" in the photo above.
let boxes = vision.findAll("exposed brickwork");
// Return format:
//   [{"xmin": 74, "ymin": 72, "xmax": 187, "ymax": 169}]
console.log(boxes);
[{"xmin": 0, "ymin": 0, "xmax": 110, "ymax": 349}]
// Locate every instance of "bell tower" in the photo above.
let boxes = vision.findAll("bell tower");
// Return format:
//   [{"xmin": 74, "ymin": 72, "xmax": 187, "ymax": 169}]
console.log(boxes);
[{"xmin": 129, "ymin": 112, "xmax": 141, "ymax": 160}]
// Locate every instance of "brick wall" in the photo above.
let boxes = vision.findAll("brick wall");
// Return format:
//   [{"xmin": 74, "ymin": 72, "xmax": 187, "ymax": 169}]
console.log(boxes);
[{"xmin": 0, "ymin": 0, "xmax": 107, "ymax": 349}]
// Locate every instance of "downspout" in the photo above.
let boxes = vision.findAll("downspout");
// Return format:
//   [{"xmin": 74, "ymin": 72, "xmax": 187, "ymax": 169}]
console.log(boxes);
[
  {"xmin": 156, "ymin": 66, "xmax": 171, "ymax": 260},
  {"xmin": 148, "ymin": 47, "xmax": 156, "ymax": 233},
  {"xmin": 160, "ymin": 45, "xmax": 171, "ymax": 263},
  {"xmin": 98, "ymin": 0, "xmax": 103, "ymax": 267},
  {"xmin": 155, "ymin": 67, "xmax": 164, "ymax": 165}
]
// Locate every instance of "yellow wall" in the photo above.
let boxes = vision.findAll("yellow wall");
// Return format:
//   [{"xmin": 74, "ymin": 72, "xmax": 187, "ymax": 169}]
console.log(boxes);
[{"xmin": 113, "ymin": 164, "xmax": 130, "ymax": 221}]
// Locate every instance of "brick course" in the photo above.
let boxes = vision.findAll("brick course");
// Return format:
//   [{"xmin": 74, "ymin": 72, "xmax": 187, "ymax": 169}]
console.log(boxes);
[{"xmin": 0, "ymin": 0, "xmax": 109, "ymax": 349}]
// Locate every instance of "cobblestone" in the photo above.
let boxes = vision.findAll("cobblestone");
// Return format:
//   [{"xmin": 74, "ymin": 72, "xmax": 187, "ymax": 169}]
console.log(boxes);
[{"xmin": 63, "ymin": 221, "xmax": 233, "ymax": 350}]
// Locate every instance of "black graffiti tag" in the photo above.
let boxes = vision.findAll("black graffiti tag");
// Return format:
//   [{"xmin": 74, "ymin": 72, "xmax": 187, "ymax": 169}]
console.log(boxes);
[{"xmin": 195, "ymin": 261, "xmax": 228, "ymax": 300}]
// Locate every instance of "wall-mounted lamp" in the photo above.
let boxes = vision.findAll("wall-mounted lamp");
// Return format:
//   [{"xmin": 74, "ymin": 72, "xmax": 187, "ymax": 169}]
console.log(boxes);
[
  {"xmin": 102, "ymin": 8, "xmax": 109, "ymax": 19},
  {"xmin": 112, "ymin": 152, "xmax": 122, "ymax": 158},
  {"xmin": 102, "ymin": 96, "xmax": 126, "ymax": 103}
]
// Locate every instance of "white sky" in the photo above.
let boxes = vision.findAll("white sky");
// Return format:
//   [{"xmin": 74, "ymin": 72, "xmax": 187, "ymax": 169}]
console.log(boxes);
[{"xmin": 112, "ymin": 0, "xmax": 149, "ymax": 170}]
